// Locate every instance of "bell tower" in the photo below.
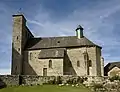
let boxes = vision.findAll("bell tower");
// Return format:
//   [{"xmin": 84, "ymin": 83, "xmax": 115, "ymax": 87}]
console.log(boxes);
[
  {"xmin": 75, "ymin": 25, "xmax": 84, "ymax": 39},
  {"xmin": 11, "ymin": 14, "xmax": 27, "ymax": 75}
]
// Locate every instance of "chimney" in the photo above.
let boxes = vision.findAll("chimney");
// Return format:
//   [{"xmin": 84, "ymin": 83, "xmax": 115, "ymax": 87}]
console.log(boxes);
[{"xmin": 75, "ymin": 25, "xmax": 84, "ymax": 39}]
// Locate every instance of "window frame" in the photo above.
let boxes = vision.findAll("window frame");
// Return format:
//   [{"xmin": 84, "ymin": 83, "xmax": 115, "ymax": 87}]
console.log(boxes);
[
  {"xmin": 89, "ymin": 60, "xmax": 92, "ymax": 67},
  {"xmin": 49, "ymin": 60, "xmax": 52, "ymax": 68},
  {"xmin": 77, "ymin": 60, "xmax": 80, "ymax": 67}
]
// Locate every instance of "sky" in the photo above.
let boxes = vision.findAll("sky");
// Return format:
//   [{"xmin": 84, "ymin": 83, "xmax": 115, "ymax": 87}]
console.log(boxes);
[{"xmin": 0, "ymin": 0, "xmax": 120, "ymax": 74}]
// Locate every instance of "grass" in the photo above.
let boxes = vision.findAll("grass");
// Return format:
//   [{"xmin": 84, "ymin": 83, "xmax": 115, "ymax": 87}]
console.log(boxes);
[{"xmin": 0, "ymin": 85, "xmax": 92, "ymax": 92}]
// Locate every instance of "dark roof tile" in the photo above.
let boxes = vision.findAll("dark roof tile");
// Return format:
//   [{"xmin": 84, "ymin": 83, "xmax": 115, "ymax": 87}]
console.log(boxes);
[{"xmin": 25, "ymin": 36, "xmax": 101, "ymax": 50}]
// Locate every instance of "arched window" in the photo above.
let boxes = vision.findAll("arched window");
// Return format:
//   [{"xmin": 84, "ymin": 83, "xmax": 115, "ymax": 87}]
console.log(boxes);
[
  {"xmin": 49, "ymin": 60, "xmax": 52, "ymax": 68},
  {"xmin": 17, "ymin": 36, "xmax": 19, "ymax": 40},
  {"xmin": 89, "ymin": 60, "xmax": 92, "ymax": 67},
  {"xmin": 77, "ymin": 60, "xmax": 80, "ymax": 67},
  {"xmin": 18, "ymin": 48, "xmax": 20, "ymax": 51}
]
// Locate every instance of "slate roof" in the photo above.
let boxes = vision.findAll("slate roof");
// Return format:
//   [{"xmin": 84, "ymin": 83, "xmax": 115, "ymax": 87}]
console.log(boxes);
[
  {"xmin": 38, "ymin": 48, "xmax": 65, "ymax": 59},
  {"xmin": 25, "ymin": 36, "xmax": 101, "ymax": 50},
  {"xmin": 104, "ymin": 62, "xmax": 120, "ymax": 76}
]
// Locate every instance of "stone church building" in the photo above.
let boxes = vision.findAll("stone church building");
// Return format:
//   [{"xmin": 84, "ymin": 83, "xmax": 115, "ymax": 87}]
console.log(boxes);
[{"xmin": 11, "ymin": 14, "xmax": 104, "ymax": 76}]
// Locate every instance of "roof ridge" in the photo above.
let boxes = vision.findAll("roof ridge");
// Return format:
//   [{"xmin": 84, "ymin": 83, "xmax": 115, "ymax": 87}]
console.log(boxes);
[
  {"xmin": 35, "ymin": 36, "xmax": 76, "ymax": 39},
  {"xmin": 109, "ymin": 61, "xmax": 120, "ymax": 64},
  {"xmin": 84, "ymin": 37, "xmax": 96, "ymax": 45},
  {"xmin": 83, "ymin": 37, "xmax": 101, "ymax": 48}
]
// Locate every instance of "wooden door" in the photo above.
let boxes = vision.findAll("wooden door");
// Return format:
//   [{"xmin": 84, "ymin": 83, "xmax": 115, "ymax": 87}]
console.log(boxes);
[{"xmin": 43, "ymin": 68, "xmax": 47, "ymax": 76}]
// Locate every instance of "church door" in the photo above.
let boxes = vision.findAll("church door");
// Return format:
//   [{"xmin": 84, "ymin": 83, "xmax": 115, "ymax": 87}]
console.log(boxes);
[{"xmin": 43, "ymin": 68, "xmax": 47, "ymax": 76}]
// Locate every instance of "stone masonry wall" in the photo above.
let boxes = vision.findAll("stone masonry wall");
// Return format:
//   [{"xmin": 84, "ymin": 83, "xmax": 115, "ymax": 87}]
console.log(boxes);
[
  {"xmin": 12, "ymin": 15, "xmax": 25, "ymax": 75},
  {"xmin": 23, "ymin": 50, "xmax": 63, "ymax": 76},
  {"xmin": 96, "ymin": 47, "xmax": 101, "ymax": 76},
  {"xmin": 12, "ymin": 15, "xmax": 34, "ymax": 75},
  {"xmin": 21, "ymin": 75, "xmax": 56, "ymax": 85},
  {"xmin": 20, "ymin": 75, "xmax": 108, "ymax": 85},
  {"xmin": 0, "ymin": 75, "xmax": 110, "ymax": 87},
  {"xmin": 23, "ymin": 46, "xmax": 101, "ymax": 76},
  {"xmin": 0, "ymin": 75, "xmax": 19, "ymax": 87},
  {"xmin": 67, "ymin": 48, "xmax": 86, "ymax": 76},
  {"xmin": 67, "ymin": 47, "xmax": 98, "ymax": 76},
  {"xmin": 87, "ymin": 47, "xmax": 97, "ymax": 76}
]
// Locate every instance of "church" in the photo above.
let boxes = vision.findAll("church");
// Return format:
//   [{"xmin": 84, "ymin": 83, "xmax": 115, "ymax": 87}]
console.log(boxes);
[{"xmin": 11, "ymin": 14, "xmax": 104, "ymax": 76}]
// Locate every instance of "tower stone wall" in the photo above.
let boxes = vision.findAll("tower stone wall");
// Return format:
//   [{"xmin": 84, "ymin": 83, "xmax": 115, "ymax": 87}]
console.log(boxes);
[{"xmin": 11, "ymin": 14, "xmax": 33, "ymax": 75}]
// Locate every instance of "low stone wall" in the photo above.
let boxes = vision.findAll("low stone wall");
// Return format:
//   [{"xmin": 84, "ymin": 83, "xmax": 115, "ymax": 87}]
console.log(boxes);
[
  {"xmin": 21, "ymin": 75, "xmax": 56, "ymax": 85},
  {"xmin": 1, "ymin": 75, "xmax": 120, "ymax": 91},
  {"xmin": 0, "ymin": 75, "xmax": 109, "ymax": 87},
  {"xmin": 82, "ymin": 76, "xmax": 109, "ymax": 87},
  {"xmin": 20, "ymin": 76, "xmax": 89, "ymax": 85},
  {"xmin": 85, "ymin": 76, "xmax": 109, "ymax": 83},
  {"xmin": 0, "ymin": 75, "xmax": 19, "ymax": 88},
  {"xmin": 20, "ymin": 75, "xmax": 109, "ymax": 85}
]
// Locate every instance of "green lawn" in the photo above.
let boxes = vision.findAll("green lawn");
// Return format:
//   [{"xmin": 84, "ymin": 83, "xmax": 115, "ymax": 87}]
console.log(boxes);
[{"xmin": 0, "ymin": 85, "xmax": 92, "ymax": 92}]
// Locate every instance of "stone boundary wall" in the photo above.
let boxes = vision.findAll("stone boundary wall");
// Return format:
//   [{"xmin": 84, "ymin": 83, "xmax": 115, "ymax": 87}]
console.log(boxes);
[
  {"xmin": 0, "ymin": 75, "xmax": 19, "ymax": 88},
  {"xmin": 0, "ymin": 75, "xmax": 109, "ymax": 87},
  {"xmin": 21, "ymin": 75, "xmax": 56, "ymax": 85}
]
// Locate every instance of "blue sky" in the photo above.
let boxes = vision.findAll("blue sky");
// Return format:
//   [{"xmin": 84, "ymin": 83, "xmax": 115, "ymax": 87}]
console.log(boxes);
[{"xmin": 0, "ymin": 0, "xmax": 120, "ymax": 74}]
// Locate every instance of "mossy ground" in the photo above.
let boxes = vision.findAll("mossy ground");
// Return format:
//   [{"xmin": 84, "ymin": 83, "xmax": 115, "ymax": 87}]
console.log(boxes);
[{"xmin": 0, "ymin": 85, "xmax": 92, "ymax": 92}]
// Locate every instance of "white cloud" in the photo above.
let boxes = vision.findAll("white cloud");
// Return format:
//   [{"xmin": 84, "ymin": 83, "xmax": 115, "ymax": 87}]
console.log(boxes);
[
  {"xmin": 0, "ymin": 69, "xmax": 11, "ymax": 75},
  {"xmin": 28, "ymin": 20, "xmax": 44, "ymax": 27},
  {"xmin": 27, "ymin": 0, "xmax": 120, "ymax": 65}
]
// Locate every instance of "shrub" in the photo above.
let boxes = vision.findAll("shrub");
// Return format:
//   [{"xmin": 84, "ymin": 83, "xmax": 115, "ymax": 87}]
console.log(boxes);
[
  {"xmin": 77, "ymin": 77, "xmax": 84, "ymax": 83},
  {"xmin": 66, "ymin": 77, "xmax": 85, "ymax": 84},
  {"xmin": 104, "ymin": 82, "xmax": 118, "ymax": 92},
  {"xmin": 72, "ymin": 78, "xmax": 77, "ymax": 84},
  {"xmin": 66, "ymin": 79, "xmax": 73, "ymax": 84},
  {"xmin": 92, "ymin": 83, "xmax": 104, "ymax": 91},
  {"xmin": 109, "ymin": 75, "xmax": 120, "ymax": 82},
  {"xmin": 66, "ymin": 78, "xmax": 77, "ymax": 84},
  {"xmin": 83, "ymin": 77, "xmax": 88, "ymax": 81},
  {"xmin": 48, "ymin": 79, "xmax": 56, "ymax": 84},
  {"xmin": 55, "ymin": 76, "xmax": 62, "ymax": 84}
]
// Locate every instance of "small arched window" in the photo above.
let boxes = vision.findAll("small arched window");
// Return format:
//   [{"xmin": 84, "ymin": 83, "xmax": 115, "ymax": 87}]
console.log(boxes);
[
  {"xmin": 89, "ymin": 60, "xmax": 92, "ymax": 67},
  {"xmin": 49, "ymin": 60, "xmax": 52, "ymax": 68},
  {"xmin": 77, "ymin": 60, "xmax": 80, "ymax": 67},
  {"xmin": 17, "ymin": 36, "xmax": 19, "ymax": 40},
  {"xmin": 18, "ymin": 48, "xmax": 20, "ymax": 51}
]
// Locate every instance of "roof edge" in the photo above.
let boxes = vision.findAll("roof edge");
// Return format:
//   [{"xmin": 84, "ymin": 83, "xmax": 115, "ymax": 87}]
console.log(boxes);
[{"xmin": 25, "ymin": 45, "xmax": 101, "ymax": 51}]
